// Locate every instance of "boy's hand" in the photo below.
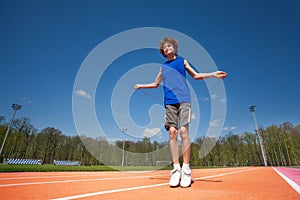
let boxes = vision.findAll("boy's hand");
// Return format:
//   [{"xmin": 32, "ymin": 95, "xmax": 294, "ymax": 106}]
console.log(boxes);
[{"xmin": 215, "ymin": 71, "xmax": 227, "ymax": 79}]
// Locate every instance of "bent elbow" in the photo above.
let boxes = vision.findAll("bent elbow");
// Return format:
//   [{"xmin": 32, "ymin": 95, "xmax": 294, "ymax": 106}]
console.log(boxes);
[{"xmin": 154, "ymin": 83, "xmax": 160, "ymax": 88}]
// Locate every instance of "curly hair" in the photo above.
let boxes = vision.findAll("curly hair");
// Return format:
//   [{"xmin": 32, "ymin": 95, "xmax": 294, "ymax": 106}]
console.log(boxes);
[{"xmin": 158, "ymin": 37, "xmax": 179, "ymax": 57}]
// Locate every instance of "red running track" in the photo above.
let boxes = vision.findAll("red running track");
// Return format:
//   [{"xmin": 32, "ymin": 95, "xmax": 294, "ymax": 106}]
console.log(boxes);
[{"xmin": 0, "ymin": 167, "xmax": 299, "ymax": 200}]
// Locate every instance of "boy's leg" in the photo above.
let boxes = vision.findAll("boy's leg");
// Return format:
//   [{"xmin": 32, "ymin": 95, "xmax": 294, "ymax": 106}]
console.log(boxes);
[
  {"xmin": 179, "ymin": 125, "xmax": 192, "ymax": 187},
  {"xmin": 169, "ymin": 126, "xmax": 181, "ymax": 187},
  {"xmin": 178, "ymin": 102, "xmax": 192, "ymax": 164},
  {"xmin": 179, "ymin": 103, "xmax": 192, "ymax": 187},
  {"xmin": 169, "ymin": 126, "xmax": 179, "ymax": 164},
  {"xmin": 165, "ymin": 104, "xmax": 181, "ymax": 187},
  {"xmin": 180, "ymin": 126, "xmax": 190, "ymax": 165}
]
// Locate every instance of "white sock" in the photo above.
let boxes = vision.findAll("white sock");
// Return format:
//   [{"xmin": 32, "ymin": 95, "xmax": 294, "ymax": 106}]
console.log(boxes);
[
  {"xmin": 173, "ymin": 163, "xmax": 181, "ymax": 170},
  {"xmin": 182, "ymin": 163, "xmax": 190, "ymax": 171}
]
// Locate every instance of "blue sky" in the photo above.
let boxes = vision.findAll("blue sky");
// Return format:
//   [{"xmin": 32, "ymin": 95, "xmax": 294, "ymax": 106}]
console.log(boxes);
[{"xmin": 1, "ymin": 0, "xmax": 299, "ymax": 143}]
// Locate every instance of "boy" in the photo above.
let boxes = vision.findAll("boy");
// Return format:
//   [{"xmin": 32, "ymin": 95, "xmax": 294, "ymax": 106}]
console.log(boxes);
[{"xmin": 134, "ymin": 37, "xmax": 227, "ymax": 187}]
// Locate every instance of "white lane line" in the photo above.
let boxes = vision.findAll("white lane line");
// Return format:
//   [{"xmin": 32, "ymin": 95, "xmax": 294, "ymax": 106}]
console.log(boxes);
[
  {"xmin": 0, "ymin": 175, "xmax": 165, "ymax": 187},
  {"xmin": 0, "ymin": 172, "xmax": 127, "ymax": 181},
  {"xmin": 0, "ymin": 171, "xmax": 159, "ymax": 181},
  {"xmin": 273, "ymin": 167, "xmax": 300, "ymax": 194},
  {"xmin": 52, "ymin": 167, "xmax": 256, "ymax": 200},
  {"xmin": 52, "ymin": 183, "xmax": 169, "ymax": 200}
]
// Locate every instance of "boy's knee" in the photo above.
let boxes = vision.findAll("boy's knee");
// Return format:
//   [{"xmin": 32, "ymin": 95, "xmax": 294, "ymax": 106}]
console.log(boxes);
[
  {"xmin": 180, "ymin": 126, "xmax": 189, "ymax": 138},
  {"xmin": 169, "ymin": 127, "xmax": 178, "ymax": 140}
]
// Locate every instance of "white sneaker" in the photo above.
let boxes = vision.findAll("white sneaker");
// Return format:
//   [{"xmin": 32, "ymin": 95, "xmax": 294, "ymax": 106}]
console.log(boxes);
[
  {"xmin": 169, "ymin": 168, "xmax": 181, "ymax": 187},
  {"xmin": 180, "ymin": 168, "xmax": 191, "ymax": 187}
]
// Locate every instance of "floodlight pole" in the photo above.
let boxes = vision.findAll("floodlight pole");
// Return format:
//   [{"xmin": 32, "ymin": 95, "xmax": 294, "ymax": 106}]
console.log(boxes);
[
  {"xmin": 0, "ymin": 104, "xmax": 22, "ymax": 156},
  {"xmin": 121, "ymin": 128, "xmax": 128, "ymax": 167},
  {"xmin": 249, "ymin": 105, "xmax": 267, "ymax": 166}
]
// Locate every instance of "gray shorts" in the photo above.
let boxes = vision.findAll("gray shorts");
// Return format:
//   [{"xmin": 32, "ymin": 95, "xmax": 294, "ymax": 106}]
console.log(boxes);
[{"xmin": 164, "ymin": 103, "xmax": 191, "ymax": 131}]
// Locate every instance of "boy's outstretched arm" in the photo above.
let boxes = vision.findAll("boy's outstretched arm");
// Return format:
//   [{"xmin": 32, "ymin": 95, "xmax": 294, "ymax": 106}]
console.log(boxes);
[
  {"xmin": 134, "ymin": 68, "xmax": 162, "ymax": 90},
  {"xmin": 184, "ymin": 59, "xmax": 227, "ymax": 80}
]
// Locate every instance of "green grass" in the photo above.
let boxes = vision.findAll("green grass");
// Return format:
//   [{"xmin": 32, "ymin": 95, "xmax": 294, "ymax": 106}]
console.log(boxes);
[
  {"xmin": 0, "ymin": 164, "xmax": 238, "ymax": 173},
  {"xmin": 0, "ymin": 164, "xmax": 116, "ymax": 172},
  {"xmin": 111, "ymin": 165, "xmax": 171, "ymax": 171},
  {"xmin": 0, "ymin": 164, "xmax": 172, "ymax": 172}
]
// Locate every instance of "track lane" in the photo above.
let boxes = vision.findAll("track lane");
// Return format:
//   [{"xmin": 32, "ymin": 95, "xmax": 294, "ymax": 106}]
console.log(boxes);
[{"xmin": 0, "ymin": 167, "xmax": 299, "ymax": 200}]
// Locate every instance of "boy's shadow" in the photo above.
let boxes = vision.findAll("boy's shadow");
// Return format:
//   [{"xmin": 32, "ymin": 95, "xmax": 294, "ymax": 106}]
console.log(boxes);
[
  {"xmin": 193, "ymin": 179, "xmax": 222, "ymax": 183},
  {"xmin": 149, "ymin": 178, "xmax": 222, "ymax": 183}
]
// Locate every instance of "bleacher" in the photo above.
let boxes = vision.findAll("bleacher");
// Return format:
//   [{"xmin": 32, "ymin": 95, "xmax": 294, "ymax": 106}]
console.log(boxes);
[
  {"xmin": 5, "ymin": 158, "xmax": 42, "ymax": 165},
  {"xmin": 53, "ymin": 160, "xmax": 81, "ymax": 166}
]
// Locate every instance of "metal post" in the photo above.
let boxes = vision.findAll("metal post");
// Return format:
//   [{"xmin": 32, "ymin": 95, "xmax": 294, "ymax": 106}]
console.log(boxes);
[
  {"xmin": 121, "ymin": 128, "xmax": 127, "ymax": 167},
  {"xmin": 0, "ymin": 104, "xmax": 22, "ymax": 156},
  {"xmin": 249, "ymin": 105, "xmax": 267, "ymax": 166}
]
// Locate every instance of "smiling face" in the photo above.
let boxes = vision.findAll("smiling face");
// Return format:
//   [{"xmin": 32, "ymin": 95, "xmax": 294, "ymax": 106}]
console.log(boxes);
[
  {"xmin": 159, "ymin": 37, "xmax": 179, "ymax": 58},
  {"xmin": 163, "ymin": 43, "xmax": 175, "ymax": 56}
]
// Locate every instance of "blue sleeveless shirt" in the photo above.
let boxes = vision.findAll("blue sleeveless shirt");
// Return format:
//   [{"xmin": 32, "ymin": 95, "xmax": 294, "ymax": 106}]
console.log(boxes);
[{"xmin": 161, "ymin": 57, "xmax": 191, "ymax": 106}]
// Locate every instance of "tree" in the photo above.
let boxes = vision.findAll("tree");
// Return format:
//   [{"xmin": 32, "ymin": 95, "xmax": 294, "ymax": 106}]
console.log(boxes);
[
  {"xmin": 39, "ymin": 127, "xmax": 62, "ymax": 164},
  {"xmin": 1, "ymin": 115, "xmax": 300, "ymax": 167}
]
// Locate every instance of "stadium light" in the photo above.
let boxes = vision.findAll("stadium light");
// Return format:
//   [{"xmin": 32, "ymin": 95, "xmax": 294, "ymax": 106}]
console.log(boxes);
[
  {"xmin": 121, "ymin": 128, "xmax": 128, "ymax": 167},
  {"xmin": 0, "ymin": 104, "xmax": 22, "ymax": 157},
  {"xmin": 249, "ymin": 105, "xmax": 267, "ymax": 166}
]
